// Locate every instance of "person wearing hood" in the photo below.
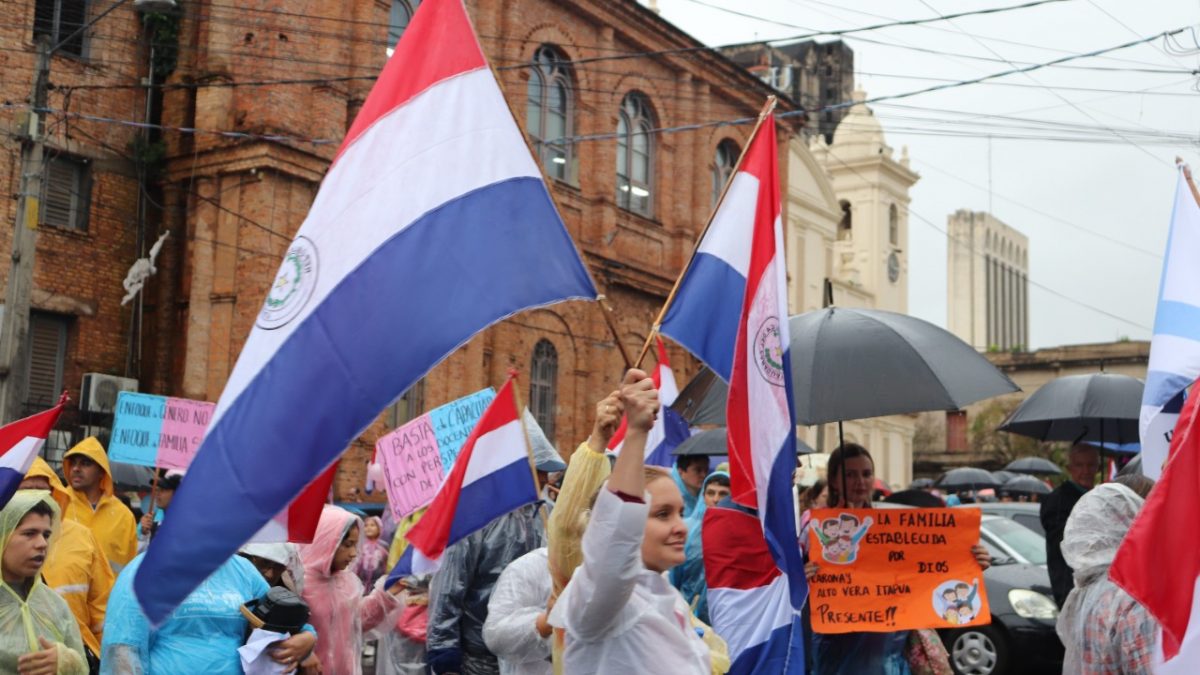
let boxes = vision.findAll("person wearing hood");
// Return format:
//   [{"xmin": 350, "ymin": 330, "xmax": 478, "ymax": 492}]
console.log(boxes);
[
  {"xmin": 482, "ymin": 545, "xmax": 551, "ymax": 675},
  {"xmin": 671, "ymin": 454, "xmax": 708, "ymax": 519},
  {"xmin": 300, "ymin": 505, "xmax": 402, "ymax": 675},
  {"xmin": 61, "ymin": 438, "xmax": 137, "ymax": 572},
  {"xmin": 21, "ymin": 458, "xmax": 114, "ymax": 667},
  {"xmin": 241, "ymin": 542, "xmax": 305, "ymax": 595},
  {"xmin": 1056, "ymin": 482, "xmax": 1157, "ymax": 674},
  {"xmin": 670, "ymin": 470, "xmax": 729, "ymax": 624},
  {"xmin": 426, "ymin": 420, "xmax": 564, "ymax": 675},
  {"xmin": 0, "ymin": 489, "xmax": 89, "ymax": 674},
  {"xmin": 102, "ymin": 550, "xmax": 316, "ymax": 674}
]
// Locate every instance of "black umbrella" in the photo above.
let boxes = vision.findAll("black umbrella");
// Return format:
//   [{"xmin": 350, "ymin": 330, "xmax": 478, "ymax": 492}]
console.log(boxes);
[
  {"xmin": 936, "ymin": 467, "xmax": 1001, "ymax": 492},
  {"xmin": 909, "ymin": 477, "xmax": 935, "ymax": 490},
  {"xmin": 672, "ymin": 427, "xmax": 815, "ymax": 456},
  {"xmin": 998, "ymin": 373, "xmax": 1143, "ymax": 445},
  {"xmin": 884, "ymin": 489, "xmax": 944, "ymax": 508},
  {"xmin": 991, "ymin": 470, "xmax": 1020, "ymax": 484},
  {"xmin": 1005, "ymin": 456, "xmax": 1062, "ymax": 476},
  {"xmin": 671, "ymin": 308, "xmax": 1019, "ymax": 435},
  {"xmin": 1001, "ymin": 475, "xmax": 1051, "ymax": 496},
  {"xmin": 108, "ymin": 462, "xmax": 156, "ymax": 491}
]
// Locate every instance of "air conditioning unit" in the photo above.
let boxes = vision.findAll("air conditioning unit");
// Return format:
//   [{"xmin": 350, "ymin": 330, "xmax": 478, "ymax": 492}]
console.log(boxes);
[{"xmin": 80, "ymin": 374, "xmax": 138, "ymax": 414}]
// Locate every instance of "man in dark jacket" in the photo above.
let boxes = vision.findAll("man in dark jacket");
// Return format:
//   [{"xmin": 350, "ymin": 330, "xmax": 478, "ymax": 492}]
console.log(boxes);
[{"xmin": 1040, "ymin": 444, "xmax": 1100, "ymax": 607}]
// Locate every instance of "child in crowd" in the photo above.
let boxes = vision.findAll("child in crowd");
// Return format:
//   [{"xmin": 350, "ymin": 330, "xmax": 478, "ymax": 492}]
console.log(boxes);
[
  {"xmin": 355, "ymin": 516, "xmax": 388, "ymax": 591},
  {"xmin": 301, "ymin": 505, "xmax": 401, "ymax": 675}
]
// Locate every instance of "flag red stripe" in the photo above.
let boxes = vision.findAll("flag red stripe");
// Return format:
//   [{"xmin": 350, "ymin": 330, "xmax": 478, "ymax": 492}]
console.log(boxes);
[
  {"xmin": 0, "ymin": 403, "xmax": 65, "ymax": 450},
  {"xmin": 726, "ymin": 119, "xmax": 781, "ymax": 509},
  {"xmin": 334, "ymin": 0, "xmax": 486, "ymax": 165},
  {"xmin": 287, "ymin": 460, "xmax": 340, "ymax": 544}
]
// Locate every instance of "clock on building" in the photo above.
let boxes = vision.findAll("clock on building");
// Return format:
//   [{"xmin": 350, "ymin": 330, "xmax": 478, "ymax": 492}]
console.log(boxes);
[{"xmin": 887, "ymin": 251, "xmax": 900, "ymax": 283}]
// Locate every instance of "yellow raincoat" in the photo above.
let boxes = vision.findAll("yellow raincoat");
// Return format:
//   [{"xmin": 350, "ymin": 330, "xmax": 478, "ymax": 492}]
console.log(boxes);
[
  {"xmin": 0, "ymin": 490, "xmax": 88, "ymax": 674},
  {"xmin": 26, "ymin": 458, "xmax": 114, "ymax": 657},
  {"xmin": 61, "ymin": 438, "xmax": 137, "ymax": 572}
]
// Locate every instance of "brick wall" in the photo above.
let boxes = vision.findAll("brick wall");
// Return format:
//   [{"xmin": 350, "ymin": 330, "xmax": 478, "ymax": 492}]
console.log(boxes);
[{"xmin": 0, "ymin": 0, "xmax": 145, "ymax": 417}]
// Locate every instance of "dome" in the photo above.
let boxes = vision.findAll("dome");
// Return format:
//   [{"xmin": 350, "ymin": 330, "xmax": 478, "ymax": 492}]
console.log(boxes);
[{"xmin": 830, "ymin": 90, "xmax": 890, "ymax": 157}]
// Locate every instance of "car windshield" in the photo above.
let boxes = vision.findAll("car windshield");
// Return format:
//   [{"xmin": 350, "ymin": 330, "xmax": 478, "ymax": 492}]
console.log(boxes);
[{"xmin": 982, "ymin": 517, "xmax": 1047, "ymax": 565}]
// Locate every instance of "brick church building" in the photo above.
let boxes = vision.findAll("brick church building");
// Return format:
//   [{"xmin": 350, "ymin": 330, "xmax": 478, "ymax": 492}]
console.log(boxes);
[{"xmin": 1, "ymin": 0, "xmax": 798, "ymax": 500}]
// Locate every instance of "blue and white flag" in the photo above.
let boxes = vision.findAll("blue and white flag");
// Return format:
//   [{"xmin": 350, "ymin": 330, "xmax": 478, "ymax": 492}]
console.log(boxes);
[
  {"xmin": 135, "ymin": 0, "xmax": 596, "ymax": 623},
  {"xmin": 1142, "ymin": 168, "xmax": 1200, "ymax": 479}
]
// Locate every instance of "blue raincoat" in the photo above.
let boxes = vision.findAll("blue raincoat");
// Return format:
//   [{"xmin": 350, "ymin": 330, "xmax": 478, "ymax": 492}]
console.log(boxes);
[
  {"xmin": 670, "ymin": 471, "xmax": 728, "ymax": 624},
  {"xmin": 671, "ymin": 467, "xmax": 700, "ymax": 519},
  {"xmin": 101, "ymin": 554, "xmax": 270, "ymax": 674}
]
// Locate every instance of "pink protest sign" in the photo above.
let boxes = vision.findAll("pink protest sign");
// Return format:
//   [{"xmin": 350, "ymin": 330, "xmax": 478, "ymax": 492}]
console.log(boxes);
[
  {"xmin": 157, "ymin": 397, "xmax": 215, "ymax": 470},
  {"xmin": 376, "ymin": 413, "xmax": 442, "ymax": 518}
]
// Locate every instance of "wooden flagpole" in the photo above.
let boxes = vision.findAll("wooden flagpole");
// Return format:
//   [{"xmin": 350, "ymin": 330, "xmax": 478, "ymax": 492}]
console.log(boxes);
[{"xmin": 633, "ymin": 96, "xmax": 779, "ymax": 369}]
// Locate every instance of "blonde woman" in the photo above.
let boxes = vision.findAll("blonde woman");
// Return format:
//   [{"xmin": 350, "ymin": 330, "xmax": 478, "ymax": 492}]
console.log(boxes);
[{"xmin": 549, "ymin": 369, "xmax": 721, "ymax": 674}]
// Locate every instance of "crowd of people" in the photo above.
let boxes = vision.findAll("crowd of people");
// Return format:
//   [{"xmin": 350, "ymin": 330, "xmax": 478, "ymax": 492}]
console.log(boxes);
[{"xmin": 0, "ymin": 369, "xmax": 1166, "ymax": 674}]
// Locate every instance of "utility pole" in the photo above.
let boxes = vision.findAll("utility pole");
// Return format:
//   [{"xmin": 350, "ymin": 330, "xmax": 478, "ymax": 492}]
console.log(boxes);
[{"xmin": 0, "ymin": 37, "xmax": 51, "ymax": 425}]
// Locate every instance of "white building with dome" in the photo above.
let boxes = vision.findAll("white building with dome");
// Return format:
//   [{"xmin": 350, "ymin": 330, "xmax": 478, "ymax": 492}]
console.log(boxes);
[{"xmin": 784, "ymin": 90, "xmax": 920, "ymax": 488}]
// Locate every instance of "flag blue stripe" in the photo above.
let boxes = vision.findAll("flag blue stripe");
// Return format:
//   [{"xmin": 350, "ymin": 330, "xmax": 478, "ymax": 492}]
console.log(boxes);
[
  {"xmin": 660, "ymin": 252, "xmax": 745, "ymax": 382},
  {"xmin": 0, "ymin": 469, "xmax": 24, "ymax": 511},
  {"xmin": 1145, "ymin": 369, "xmax": 1196, "ymax": 408},
  {"xmin": 727, "ymin": 621, "xmax": 805, "ymax": 675},
  {"xmin": 385, "ymin": 546, "xmax": 415, "ymax": 589},
  {"xmin": 447, "ymin": 457, "xmax": 537, "ymax": 543},
  {"xmin": 764, "ymin": 433, "xmax": 808, "ymax": 609},
  {"xmin": 136, "ymin": 176, "xmax": 595, "ymax": 623},
  {"xmin": 1152, "ymin": 300, "xmax": 1200, "ymax": 340}
]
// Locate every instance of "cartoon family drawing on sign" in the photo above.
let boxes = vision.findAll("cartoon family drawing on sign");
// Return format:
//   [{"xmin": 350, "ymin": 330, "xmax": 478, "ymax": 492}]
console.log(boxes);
[
  {"xmin": 933, "ymin": 579, "xmax": 981, "ymax": 625},
  {"xmin": 814, "ymin": 513, "xmax": 874, "ymax": 564}
]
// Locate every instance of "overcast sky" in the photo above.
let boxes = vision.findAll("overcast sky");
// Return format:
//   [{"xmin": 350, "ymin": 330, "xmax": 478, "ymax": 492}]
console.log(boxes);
[{"xmin": 656, "ymin": 0, "xmax": 1199, "ymax": 349}]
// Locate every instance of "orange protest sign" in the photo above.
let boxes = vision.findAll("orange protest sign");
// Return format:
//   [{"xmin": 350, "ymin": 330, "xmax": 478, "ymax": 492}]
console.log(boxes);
[{"xmin": 806, "ymin": 507, "xmax": 990, "ymax": 634}]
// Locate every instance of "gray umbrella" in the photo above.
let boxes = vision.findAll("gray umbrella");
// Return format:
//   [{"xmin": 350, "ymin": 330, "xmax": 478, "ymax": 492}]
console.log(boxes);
[
  {"xmin": 671, "ymin": 308, "xmax": 1019, "ymax": 428},
  {"xmin": 936, "ymin": 467, "xmax": 1001, "ymax": 491},
  {"xmin": 909, "ymin": 477, "xmax": 935, "ymax": 490},
  {"xmin": 991, "ymin": 470, "xmax": 1020, "ymax": 484},
  {"xmin": 109, "ymin": 461, "xmax": 156, "ymax": 491},
  {"xmin": 1002, "ymin": 475, "xmax": 1051, "ymax": 496},
  {"xmin": 1005, "ymin": 456, "xmax": 1062, "ymax": 476},
  {"xmin": 672, "ymin": 427, "xmax": 816, "ymax": 456},
  {"xmin": 998, "ymin": 373, "xmax": 1143, "ymax": 444}
]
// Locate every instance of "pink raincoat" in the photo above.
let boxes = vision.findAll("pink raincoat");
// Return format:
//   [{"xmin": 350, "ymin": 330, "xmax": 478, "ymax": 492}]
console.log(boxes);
[{"xmin": 300, "ymin": 506, "xmax": 400, "ymax": 675}]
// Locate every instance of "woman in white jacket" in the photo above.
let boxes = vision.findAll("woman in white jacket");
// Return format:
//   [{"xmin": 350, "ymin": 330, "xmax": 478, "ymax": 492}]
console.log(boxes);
[{"xmin": 548, "ymin": 369, "xmax": 714, "ymax": 674}]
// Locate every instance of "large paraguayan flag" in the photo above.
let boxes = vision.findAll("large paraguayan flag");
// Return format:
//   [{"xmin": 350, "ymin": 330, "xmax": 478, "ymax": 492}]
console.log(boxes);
[
  {"xmin": 135, "ymin": 0, "xmax": 595, "ymax": 623},
  {"xmin": 704, "ymin": 112, "xmax": 806, "ymax": 672},
  {"xmin": 1142, "ymin": 168, "xmax": 1200, "ymax": 479},
  {"xmin": 0, "ymin": 393, "xmax": 67, "ymax": 510},
  {"xmin": 387, "ymin": 377, "xmax": 536, "ymax": 582}
]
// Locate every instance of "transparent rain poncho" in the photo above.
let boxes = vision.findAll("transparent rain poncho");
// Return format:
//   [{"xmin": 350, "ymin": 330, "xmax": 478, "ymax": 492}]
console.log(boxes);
[
  {"xmin": 427, "ymin": 504, "xmax": 546, "ymax": 675},
  {"xmin": 300, "ymin": 505, "xmax": 400, "ymax": 675},
  {"xmin": 1056, "ymin": 483, "xmax": 1155, "ymax": 674},
  {"xmin": 0, "ymin": 490, "xmax": 88, "ymax": 674},
  {"xmin": 546, "ymin": 443, "xmax": 610, "ymax": 675},
  {"xmin": 101, "ymin": 553, "xmax": 270, "ymax": 674}
]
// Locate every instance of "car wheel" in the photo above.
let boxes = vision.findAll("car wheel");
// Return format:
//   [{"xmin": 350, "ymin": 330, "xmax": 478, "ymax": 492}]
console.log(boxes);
[{"xmin": 947, "ymin": 624, "xmax": 1010, "ymax": 675}]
